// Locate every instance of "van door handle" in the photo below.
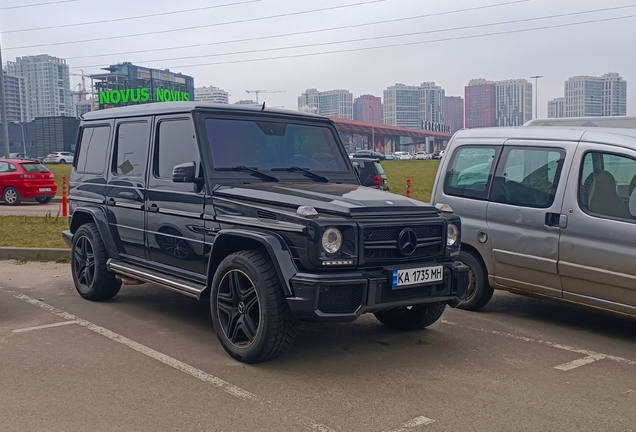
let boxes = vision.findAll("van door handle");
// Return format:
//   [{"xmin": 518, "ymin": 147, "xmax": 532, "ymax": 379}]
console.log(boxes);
[{"xmin": 545, "ymin": 213, "xmax": 567, "ymax": 228}]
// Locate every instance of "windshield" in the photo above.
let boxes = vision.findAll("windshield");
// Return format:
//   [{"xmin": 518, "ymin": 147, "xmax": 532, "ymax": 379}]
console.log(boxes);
[
  {"xmin": 20, "ymin": 163, "xmax": 50, "ymax": 173},
  {"xmin": 205, "ymin": 118, "xmax": 349, "ymax": 172}
]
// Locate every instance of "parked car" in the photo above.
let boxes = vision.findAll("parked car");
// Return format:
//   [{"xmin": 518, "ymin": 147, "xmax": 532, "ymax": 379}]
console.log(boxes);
[
  {"xmin": 432, "ymin": 150, "xmax": 446, "ymax": 159},
  {"xmin": 351, "ymin": 157, "xmax": 389, "ymax": 191},
  {"xmin": 384, "ymin": 152, "xmax": 395, "ymax": 160},
  {"xmin": 63, "ymin": 102, "xmax": 468, "ymax": 363},
  {"xmin": 431, "ymin": 126, "xmax": 636, "ymax": 319},
  {"xmin": 394, "ymin": 151, "xmax": 412, "ymax": 160},
  {"xmin": 44, "ymin": 151, "xmax": 74, "ymax": 164},
  {"xmin": 0, "ymin": 159, "xmax": 57, "ymax": 205},
  {"xmin": 1, "ymin": 153, "xmax": 33, "ymax": 160},
  {"xmin": 352, "ymin": 149, "xmax": 385, "ymax": 160},
  {"xmin": 414, "ymin": 151, "xmax": 429, "ymax": 160}
]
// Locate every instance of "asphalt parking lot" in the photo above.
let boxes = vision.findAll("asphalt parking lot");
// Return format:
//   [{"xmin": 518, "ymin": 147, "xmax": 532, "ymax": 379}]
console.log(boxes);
[{"xmin": 1, "ymin": 261, "xmax": 635, "ymax": 432}]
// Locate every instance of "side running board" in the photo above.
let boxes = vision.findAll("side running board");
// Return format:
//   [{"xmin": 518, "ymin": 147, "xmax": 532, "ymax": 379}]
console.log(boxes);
[{"xmin": 107, "ymin": 259, "xmax": 206, "ymax": 299}]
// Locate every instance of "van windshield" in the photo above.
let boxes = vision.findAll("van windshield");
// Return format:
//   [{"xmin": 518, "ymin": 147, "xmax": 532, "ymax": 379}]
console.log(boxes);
[{"xmin": 205, "ymin": 118, "xmax": 349, "ymax": 172}]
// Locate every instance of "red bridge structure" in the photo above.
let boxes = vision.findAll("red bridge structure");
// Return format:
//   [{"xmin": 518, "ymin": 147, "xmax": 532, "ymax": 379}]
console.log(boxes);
[{"xmin": 331, "ymin": 118, "xmax": 452, "ymax": 153}]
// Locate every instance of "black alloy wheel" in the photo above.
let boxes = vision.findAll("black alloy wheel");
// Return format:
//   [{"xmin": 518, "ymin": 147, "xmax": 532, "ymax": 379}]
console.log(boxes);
[
  {"xmin": 71, "ymin": 223, "xmax": 121, "ymax": 301},
  {"xmin": 216, "ymin": 270, "xmax": 261, "ymax": 348},
  {"xmin": 211, "ymin": 250, "xmax": 298, "ymax": 363}
]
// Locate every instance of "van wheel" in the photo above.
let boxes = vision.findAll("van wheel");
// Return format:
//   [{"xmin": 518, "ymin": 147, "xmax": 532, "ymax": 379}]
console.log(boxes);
[
  {"xmin": 211, "ymin": 250, "xmax": 298, "ymax": 363},
  {"xmin": 71, "ymin": 223, "xmax": 121, "ymax": 301},
  {"xmin": 3, "ymin": 187, "xmax": 21, "ymax": 205},
  {"xmin": 457, "ymin": 250, "xmax": 493, "ymax": 311},
  {"xmin": 374, "ymin": 302, "xmax": 446, "ymax": 330}
]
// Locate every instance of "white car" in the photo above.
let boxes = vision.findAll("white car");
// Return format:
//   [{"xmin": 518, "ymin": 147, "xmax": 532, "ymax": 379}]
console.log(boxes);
[
  {"xmin": 414, "ymin": 151, "xmax": 429, "ymax": 160},
  {"xmin": 44, "ymin": 152, "xmax": 74, "ymax": 164},
  {"xmin": 394, "ymin": 151, "xmax": 412, "ymax": 160}
]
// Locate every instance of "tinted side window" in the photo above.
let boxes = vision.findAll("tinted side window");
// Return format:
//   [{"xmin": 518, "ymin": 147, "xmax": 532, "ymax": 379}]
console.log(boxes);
[
  {"xmin": 112, "ymin": 121, "xmax": 151, "ymax": 178},
  {"xmin": 75, "ymin": 126, "xmax": 111, "ymax": 174},
  {"xmin": 491, "ymin": 147, "xmax": 565, "ymax": 208},
  {"xmin": 579, "ymin": 151, "xmax": 636, "ymax": 221},
  {"xmin": 444, "ymin": 147, "xmax": 498, "ymax": 199},
  {"xmin": 155, "ymin": 119, "xmax": 199, "ymax": 179}
]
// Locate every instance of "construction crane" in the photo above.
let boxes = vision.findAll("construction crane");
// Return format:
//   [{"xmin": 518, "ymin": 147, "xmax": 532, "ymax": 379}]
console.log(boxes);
[
  {"xmin": 69, "ymin": 69, "xmax": 90, "ymax": 101},
  {"xmin": 245, "ymin": 90, "xmax": 285, "ymax": 104}
]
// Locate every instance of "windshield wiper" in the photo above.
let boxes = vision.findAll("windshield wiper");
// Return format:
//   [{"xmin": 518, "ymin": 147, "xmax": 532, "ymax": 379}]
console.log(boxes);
[
  {"xmin": 217, "ymin": 166, "xmax": 279, "ymax": 182},
  {"xmin": 271, "ymin": 166, "xmax": 329, "ymax": 183}
]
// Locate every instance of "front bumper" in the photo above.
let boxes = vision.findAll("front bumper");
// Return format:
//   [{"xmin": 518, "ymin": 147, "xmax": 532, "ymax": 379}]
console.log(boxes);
[{"xmin": 286, "ymin": 261, "xmax": 469, "ymax": 322}]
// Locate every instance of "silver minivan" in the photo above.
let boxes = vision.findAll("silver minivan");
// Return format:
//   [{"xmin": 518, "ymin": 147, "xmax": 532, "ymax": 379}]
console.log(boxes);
[{"xmin": 431, "ymin": 126, "xmax": 636, "ymax": 318}]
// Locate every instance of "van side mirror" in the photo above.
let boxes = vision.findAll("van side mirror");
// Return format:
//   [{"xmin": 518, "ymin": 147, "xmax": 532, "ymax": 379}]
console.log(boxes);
[{"xmin": 172, "ymin": 162, "xmax": 202, "ymax": 184}]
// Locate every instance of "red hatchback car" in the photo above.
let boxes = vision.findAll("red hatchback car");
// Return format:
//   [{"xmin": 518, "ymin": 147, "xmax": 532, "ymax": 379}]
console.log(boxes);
[{"xmin": 0, "ymin": 159, "xmax": 57, "ymax": 205}]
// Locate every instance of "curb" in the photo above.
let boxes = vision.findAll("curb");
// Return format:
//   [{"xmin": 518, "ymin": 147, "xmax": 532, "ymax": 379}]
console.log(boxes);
[
  {"xmin": 52, "ymin": 196, "xmax": 62, "ymax": 203},
  {"xmin": 0, "ymin": 247, "xmax": 70, "ymax": 262}
]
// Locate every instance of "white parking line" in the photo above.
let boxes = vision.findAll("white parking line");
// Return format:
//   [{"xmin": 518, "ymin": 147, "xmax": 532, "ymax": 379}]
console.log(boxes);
[
  {"xmin": 384, "ymin": 416, "xmax": 435, "ymax": 432},
  {"xmin": 13, "ymin": 320, "xmax": 78, "ymax": 333},
  {"xmin": 554, "ymin": 354, "xmax": 607, "ymax": 371},
  {"xmin": 9, "ymin": 291, "xmax": 339, "ymax": 432},
  {"xmin": 11, "ymin": 293, "xmax": 256, "ymax": 401},
  {"xmin": 441, "ymin": 320, "xmax": 636, "ymax": 367}
]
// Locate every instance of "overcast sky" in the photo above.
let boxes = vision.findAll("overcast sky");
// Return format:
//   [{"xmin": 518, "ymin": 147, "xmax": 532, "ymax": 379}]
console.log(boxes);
[{"xmin": 1, "ymin": 0, "xmax": 634, "ymax": 117}]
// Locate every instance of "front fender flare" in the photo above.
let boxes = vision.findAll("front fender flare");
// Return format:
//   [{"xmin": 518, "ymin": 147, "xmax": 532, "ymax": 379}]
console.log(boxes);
[
  {"xmin": 207, "ymin": 229, "xmax": 298, "ymax": 296},
  {"xmin": 69, "ymin": 207, "xmax": 120, "ymax": 259}
]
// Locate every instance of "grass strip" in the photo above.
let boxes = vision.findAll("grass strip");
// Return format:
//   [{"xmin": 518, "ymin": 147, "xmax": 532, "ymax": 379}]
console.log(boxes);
[{"xmin": 0, "ymin": 215, "xmax": 68, "ymax": 249}]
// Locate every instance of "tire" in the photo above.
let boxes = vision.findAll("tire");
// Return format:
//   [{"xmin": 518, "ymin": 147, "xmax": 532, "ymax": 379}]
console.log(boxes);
[
  {"xmin": 71, "ymin": 223, "xmax": 121, "ymax": 301},
  {"xmin": 59, "ymin": 159, "xmax": 66, "ymax": 164},
  {"xmin": 374, "ymin": 302, "xmax": 446, "ymax": 330},
  {"xmin": 210, "ymin": 250, "xmax": 298, "ymax": 363},
  {"xmin": 3, "ymin": 187, "xmax": 22, "ymax": 206},
  {"xmin": 36, "ymin": 196, "xmax": 52, "ymax": 204},
  {"xmin": 456, "ymin": 250, "xmax": 494, "ymax": 311}
]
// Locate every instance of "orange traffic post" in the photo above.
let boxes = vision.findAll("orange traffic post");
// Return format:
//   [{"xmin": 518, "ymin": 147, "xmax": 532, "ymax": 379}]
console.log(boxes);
[
  {"xmin": 62, "ymin": 176, "xmax": 68, "ymax": 217},
  {"xmin": 406, "ymin": 179, "xmax": 411, "ymax": 198}
]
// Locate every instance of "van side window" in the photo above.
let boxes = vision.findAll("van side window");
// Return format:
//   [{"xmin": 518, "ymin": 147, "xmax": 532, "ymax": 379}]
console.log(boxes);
[
  {"xmin": 154, "ymin": 119, "xmax": 200, "ymax": 179},
  {"xmin": 491, "ymin": 147, "xmax": 564, "ymax": 208},
  {"xmin": 579, "ymin": 152, "xmax": 636, "ymax": 221},
  {"xmin": 112, "ymin": 121, "xmax": 151, "ymax": 177},
  {"xmin": 444, "ymin": 147, "xmax": 498, "ymax": 199},
  {"xmin": 75, "ymin": 126, "xmax": 110, "ymax": 174}
]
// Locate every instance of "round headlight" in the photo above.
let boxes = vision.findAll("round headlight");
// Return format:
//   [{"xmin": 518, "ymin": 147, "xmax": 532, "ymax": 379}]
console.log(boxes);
[
  {"xmin": 447, "ymin": 223, "xmax": 459, "ymax": 246},
  {"xmin": 322, "ymin": 228, "xmax": 343, "ymax": 254}
]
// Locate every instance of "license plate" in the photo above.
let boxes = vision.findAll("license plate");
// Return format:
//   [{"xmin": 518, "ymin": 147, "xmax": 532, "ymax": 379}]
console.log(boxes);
[
  {"xmin": 392, "ymin": 265, "xmax": 444, "ymax": 288},
  {"xmin": 39, "ymin": 188, "xmax": 51, "ymax": 192}
]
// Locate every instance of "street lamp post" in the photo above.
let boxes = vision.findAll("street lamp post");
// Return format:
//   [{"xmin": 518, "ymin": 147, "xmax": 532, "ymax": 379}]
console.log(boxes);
[
  {"xmin": 530, "ymin": 75, "xmax": 543, "ymax": 119},
  {"xmin": 12, "ymin": 121, "xmax": 26, "ymax": 154}
]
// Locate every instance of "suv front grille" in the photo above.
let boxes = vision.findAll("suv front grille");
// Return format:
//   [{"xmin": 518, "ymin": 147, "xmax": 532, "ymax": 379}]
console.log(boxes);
[{"xmin": 362, "ymin": 223, "xmax": 443, "ymax": 263}]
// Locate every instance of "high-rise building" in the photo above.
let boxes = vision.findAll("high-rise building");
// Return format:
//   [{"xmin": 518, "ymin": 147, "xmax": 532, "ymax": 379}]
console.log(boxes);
[
  {"xmin": 444, "ymin": 96, "xmax": 464, "ymax": 134},
  {"xmin": 548, "ymin": 97, "xmax": 565, "ymax": 118},
  {"xmin": 495, "ymin": 79, "xmax": 532, "ymax": 127},
  {"xmin": 195, "ymin": 86, "xmax": 229, "ymax": 104},
  {"xmin": 465, "ymin": 79, "xmax": 496, "ymax": 128},
  {"xmin": 383, "ymin": 83, "xmax": 446, "ymax": 129},
  {"xmin": 0, "ymin": 71, "xmax": 29, "ymax": 123},
  {"xmin": 561, "ymin": 73, "xmax": 627, "ymax": 118},
  {"xmin": 297, "ymin": 88, "xmax": 353, "ymax": 119},
  {"xmin": 353, "ymin": 94, "xmax": 382, "ymax": 123},
  {"xmin": 6, "ymin": 54, "xmax": 73, "ymax": 120},
  {"xmin": 602, "ymin": 73, "xmax": 627, "ymax": 117}
]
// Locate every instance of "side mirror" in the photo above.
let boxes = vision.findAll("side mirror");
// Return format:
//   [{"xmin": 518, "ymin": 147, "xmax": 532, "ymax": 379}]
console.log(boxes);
[{"xmin": 172, "ymin": 162, "xmax": 202, "ymax": 184}]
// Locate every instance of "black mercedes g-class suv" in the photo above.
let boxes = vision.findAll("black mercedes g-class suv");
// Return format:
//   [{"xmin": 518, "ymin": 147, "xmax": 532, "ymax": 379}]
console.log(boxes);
[{"xmin": 63, "ymin": 102, "xmax": 468, "ymax": 363}]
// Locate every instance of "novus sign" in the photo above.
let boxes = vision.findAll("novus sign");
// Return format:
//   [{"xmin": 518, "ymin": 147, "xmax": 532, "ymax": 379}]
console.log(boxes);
[{"xmin": 99, "ymin": 87, "xmax": 191, "ymax": 105}]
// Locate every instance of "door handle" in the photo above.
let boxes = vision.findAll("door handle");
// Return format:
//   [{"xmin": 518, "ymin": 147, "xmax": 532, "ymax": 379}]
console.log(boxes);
[
  {"xmin": 106, "ymin": 198, "xmax": 116, "ymax": 206},
  {"xmin": 545, "ymin": 213, "xmax": 567, "ymax": 228},
  {"xmin": 147, "ymin": 204, "xmax": 159, "ymax": 213}
]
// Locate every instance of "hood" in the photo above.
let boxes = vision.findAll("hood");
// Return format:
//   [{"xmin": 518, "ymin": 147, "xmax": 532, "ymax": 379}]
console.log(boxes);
[{"xmin": 213, "ymin": 182, "xmax": 438, "ymax": 217}]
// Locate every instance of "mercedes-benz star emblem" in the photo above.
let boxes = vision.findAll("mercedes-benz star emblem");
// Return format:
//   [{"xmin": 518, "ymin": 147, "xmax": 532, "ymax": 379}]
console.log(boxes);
[{"xmin": 397, "ymin": 228, "xmax": 418, "ymax": 256}]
